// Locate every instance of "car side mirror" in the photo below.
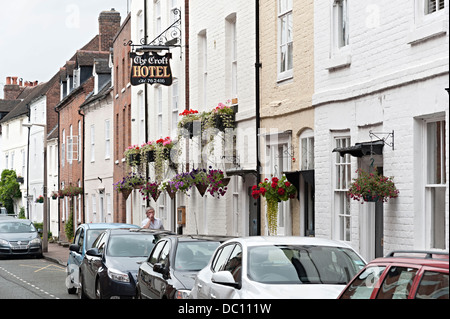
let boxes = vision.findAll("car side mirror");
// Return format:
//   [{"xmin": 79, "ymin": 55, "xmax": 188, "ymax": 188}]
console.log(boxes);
[
  {"xmin": 153, "ymin": 263, "xmax": 169, "ymax": 278},
  {"xmin": 69, "ymin": 244, "xmax": 80, "ymax": 253},
  {"xmin": 212, "ymin": 271, "xmax": 240, "ymax": 289},
  {"xmin": 86, "ymin": 247, "xmax": 102, "ymax": 257}
]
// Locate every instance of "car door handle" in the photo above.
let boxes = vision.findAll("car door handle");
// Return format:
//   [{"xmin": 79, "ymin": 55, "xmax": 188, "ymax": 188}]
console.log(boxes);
[
  {"xmin": 210, "ymin": 293, "xmax": 217, "ymax": 299},
  {"xmin": 197, "ymin": 283, "xmax": 203, "ymax": 289}
]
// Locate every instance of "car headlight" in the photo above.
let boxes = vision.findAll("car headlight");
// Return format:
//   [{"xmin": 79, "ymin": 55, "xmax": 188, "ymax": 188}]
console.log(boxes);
[
  {"xmin": 0, "ymin": 239, "xmax": 9, "ymax": 246},
  {"xmin": 175, "ymin": 289, "xmax": 191, "ymax": 299},
  {"xmin": 30, "ymin": 238, "xmax": 41, "ymax": 245},
  {"xmin": 107, "ymin": 268, "xmax": 130, "ymax": 283}
]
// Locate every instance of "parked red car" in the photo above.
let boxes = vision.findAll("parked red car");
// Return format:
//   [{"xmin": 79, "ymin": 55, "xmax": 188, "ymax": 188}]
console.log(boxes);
[{"xmin": 339, "ymin": 251, "xmax": 448, "ymax": 299}]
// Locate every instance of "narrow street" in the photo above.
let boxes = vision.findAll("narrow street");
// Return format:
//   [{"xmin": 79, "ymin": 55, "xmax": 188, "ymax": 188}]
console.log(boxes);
[{"xmin": 0, "ymin": 258, "xmax": 77, "ymax": 299}]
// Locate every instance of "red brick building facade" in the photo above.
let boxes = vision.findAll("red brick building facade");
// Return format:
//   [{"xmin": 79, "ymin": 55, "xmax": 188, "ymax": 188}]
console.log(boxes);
[
  {"xmin": 112, "ymin": 13, "xmax": 132, "ymax": 224},
  {"xmin": 55, "ymin": 10, "xmax": 121, "ymax": 241}
]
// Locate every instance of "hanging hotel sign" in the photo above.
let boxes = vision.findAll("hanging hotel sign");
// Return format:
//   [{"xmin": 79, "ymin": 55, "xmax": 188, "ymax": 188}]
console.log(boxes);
[{"xmin": 130, "ymin": 51, "xmax": 173, "ymax": 86}]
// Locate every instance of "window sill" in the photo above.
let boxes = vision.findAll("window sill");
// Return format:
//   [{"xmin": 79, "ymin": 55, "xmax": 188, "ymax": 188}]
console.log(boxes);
[
  {"xmin": 277, "ymin": 71, "xmax": 293, "ymax": 84},
  {"xmin": 325, "ymin": 53, "xmax": 352, "ymax": 71},
  {"xmin": 407, "ymin": 20, "xmax": 448, "ymax": 45}
]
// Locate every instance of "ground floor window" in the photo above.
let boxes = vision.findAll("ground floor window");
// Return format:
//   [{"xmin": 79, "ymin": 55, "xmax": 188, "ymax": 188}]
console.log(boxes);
[
  {"xmin": 425, "ymin": 119, "xmax": 446, "ymax": 249},
  {"xmin": 334, "ymin": 136, "xmax": 352, "ymax": 241}
]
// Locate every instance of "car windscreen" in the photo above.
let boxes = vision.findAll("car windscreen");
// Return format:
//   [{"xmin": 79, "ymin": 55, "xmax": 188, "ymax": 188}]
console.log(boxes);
[
  {"xmin": 0, "ymin": 221, "xmax": 36, "ymax": 233},
  {"xmin": 175, "ymin": 241, "xmax": 221, "ymax": 271},
  {"xmin": 247, "ymin": 245, "xmax": 365, "ymax": 285},
  {"xmin": 107, "ymin": 234, "xmax": 158, "ymax": 257}
]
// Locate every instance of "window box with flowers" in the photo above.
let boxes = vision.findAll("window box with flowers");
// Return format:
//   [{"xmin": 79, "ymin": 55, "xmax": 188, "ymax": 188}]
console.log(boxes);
[
  {"xmin": 35, "ymin": 195, "xmax": 44, "ymax": 204},
  {"xmin": 124, "ymin": 145, "xmax": 141, "ymax": 167},
  {"xmin": 348, "ymin": 169, "xmax": 399, "ymax": 203},
  {"xmin": 252, "ymin": 176, "xmax": 297, "ymax": 236},
  {"xmin": 206, "ymin": 102, "xmax": 236, "ymax": 132},
  {"xmin": 140, "ymin": 141, "xmax": 156, "ymax": 162},
  {"xmin": 178, "ymin": 109, "xmax": 203, "ymax": 139}
]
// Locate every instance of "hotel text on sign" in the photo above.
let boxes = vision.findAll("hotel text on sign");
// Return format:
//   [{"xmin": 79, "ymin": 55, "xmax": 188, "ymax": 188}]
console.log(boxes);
[{"xmin": 130, "ymin": 52, "xmax": 173, "ymax": 86}]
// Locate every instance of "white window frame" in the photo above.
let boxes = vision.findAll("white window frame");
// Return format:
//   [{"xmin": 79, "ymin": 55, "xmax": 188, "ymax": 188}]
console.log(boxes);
[
  {"xmin": 171, "ymin": 80, "xmax": 179, "ymax": 136},
  {"xmin": 105, "ymin": 119, "xmax": 111, "ymax": 160},
  {"xmin": 277, "ymin": 0, "xmax": 293, "ymax": 81},
  {"xmin": 137, "ymin": 10, "xmax": 144, "ymax": 46},
  {"xmin": 155, "ymin": 0, "xmax": 162, "ymax": 37},
  {"xmin": 408, "ymin": 0, "xmax": 448, "ymax": 44},
  {"xmin": 264, "ymin": 131, "xmax": 292, "ymax": 236},
  {"xmin": 61, "ymin": 129, "xmax": 65, "ymax": 167},
  {"xmin": 157, "ymin": 86, "xmax": 163, "ymax": 138},
  {"xmin": 138, "ymin": 90, "xmax": 145, "ymax": 144},
  {"xmin": 299, "ymin": 129, "xmax": 314, "ymax": 171},
  {"xmin": 332, "ymin": 0, "xmax": 349, "ymax": 50},
  {"xmin": 333, "ymin": 136, "xmax": 352, "ymax": 242},
  {"xmin": 91, "ymin": 194, "xmax": 97, "ymax": 222},
  {"xmin": 423, "ymin": 118, "xmax": 447, "ymax": 250},
  {"xmin": 198, "ymin": 30, "xmax": 208, "ymax": 108},
  {"xmin": 90, "ymin": 125, "xmax": 95, "ymax": 163}
]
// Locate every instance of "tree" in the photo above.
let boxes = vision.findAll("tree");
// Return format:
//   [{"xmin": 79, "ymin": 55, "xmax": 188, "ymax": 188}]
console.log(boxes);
[{"xmin": 0, "ymin": 169, "xmax": 22, "ymax": 214}]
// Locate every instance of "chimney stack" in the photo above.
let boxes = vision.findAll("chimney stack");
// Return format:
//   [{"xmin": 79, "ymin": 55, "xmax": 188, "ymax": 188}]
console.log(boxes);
[{"xmin": 98, "ymin": 8, "xmax": 121, "ymax": 52}]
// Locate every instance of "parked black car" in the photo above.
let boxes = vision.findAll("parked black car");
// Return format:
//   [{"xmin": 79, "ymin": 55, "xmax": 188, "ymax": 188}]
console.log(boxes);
[
  {"xmin": 78, "ymin": 228, "xmax": 173, "ymax": 299},
  {"xmin": 136, "ymin": 235, "xmax": 232, "ymax": 299},
  {"xmin": 0, "ymin": 219, "xmax": 42, "ymax": 259}
]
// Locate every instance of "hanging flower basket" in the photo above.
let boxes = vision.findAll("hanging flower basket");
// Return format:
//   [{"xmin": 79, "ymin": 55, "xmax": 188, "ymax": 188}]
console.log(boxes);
[
  {"xmin": 124, "ymin": 145, "xmax": 141, "ymax": 167},
  {"xmin": 51, "ymin": 192, "xmax": 58, "ymax": 200},
  {"xmin": 121, "ymin": 188, "xmax": 132, "ymax": 200},
  {"xmin": 114, "ymin": 172, "xmax": 146, "ymax": 195},
  {"xmin": 61, "ymin": 185, "xmax": 83, "ymax": 197},
  {"xmin": 146, "ymin": 150, "xmax": 155, "ymax": 162},
  {"xmin": 251, "ymin": 176, "xmax": 297, "ymax": 236},
  {"xmin": 35, "ymin": 195, "xmax": 44, "ymax": 204},
  {"xmin": 348, "ymin": 169, "xmax": 399, "ymax": 204},
  {"xmin": 195, "ymin": 183, "xmax": 209, "ymax": 197},
  {"xmin": 140, "ymin": 182, "xmax": 161, "ymax": 202},
  {"xmin": 166, "ymin": 185, "xmax": 176, "ymax": 199}
]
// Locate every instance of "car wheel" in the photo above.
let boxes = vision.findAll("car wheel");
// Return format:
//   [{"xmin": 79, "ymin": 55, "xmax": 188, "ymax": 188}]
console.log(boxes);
[
  {"xmin": 95, "ymin": 279, "xmax": 102, "ymax": 299},
  {"xmin": 77, "ymin": 273, "xmax": 88, "ymax": 299}
]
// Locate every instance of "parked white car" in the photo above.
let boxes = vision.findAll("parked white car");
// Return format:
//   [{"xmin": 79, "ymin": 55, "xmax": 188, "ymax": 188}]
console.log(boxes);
[{"xmin": 190, "ymin": 236, "xmax": 366, "ymax": 299}]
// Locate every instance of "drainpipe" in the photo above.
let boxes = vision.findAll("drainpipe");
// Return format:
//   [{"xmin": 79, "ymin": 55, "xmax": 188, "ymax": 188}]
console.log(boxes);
[
  {"xmin": 54, "ymin": 105, "xmax": 60, "ymax": 236},
  {"xmin": 78, "ymin": 108, "xmax": 86, "ymax": 223},
  {"xmin": 26, "ymin": 104, "xmax": 31, "ymax": 219},
  {"xmin": 255, "ymin": 0, "xmax": 262, "ymax": 235}
]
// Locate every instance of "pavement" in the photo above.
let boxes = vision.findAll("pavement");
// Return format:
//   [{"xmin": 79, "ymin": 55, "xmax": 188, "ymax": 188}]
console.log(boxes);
[{"xmin": 43, "ymin": 242, "xmax": 70, "ymax": 267}]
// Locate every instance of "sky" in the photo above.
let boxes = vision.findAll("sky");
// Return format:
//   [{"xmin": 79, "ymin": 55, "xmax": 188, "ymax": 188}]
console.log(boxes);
[{"xmin": 0, "ymin": 0, "xmax": 129, "ymax": 99}]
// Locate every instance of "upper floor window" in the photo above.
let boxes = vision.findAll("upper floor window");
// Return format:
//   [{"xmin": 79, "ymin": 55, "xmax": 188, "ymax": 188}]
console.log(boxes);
[
  {"xmin": 333, "ymin": 0, "xmax": 349, "ymax": 49},
  {"xmin": 155, "ymin": 0, "xmax": 162, "ymax": 37},
  {"xmin": 426, "ymin": 0, "xmax": 445, "ymax": 14},
  {"xmin": 278, "ymin": 0, "xmax": 293, "ymax": 80}
]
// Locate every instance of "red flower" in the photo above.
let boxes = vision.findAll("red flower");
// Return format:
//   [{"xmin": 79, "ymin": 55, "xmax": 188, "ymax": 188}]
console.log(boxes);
[
  {"xmin": 260, "ymin": 187, "xmax": 266, "ymax": 195},
  {"xmin": 278, "ymin": 188, "xmax": 285, "ymax": 196},
  {"xmin": 271, "ymin": 182, "xmax": 277, "ymax": 189},
  {"xmin": 272, "ymin": 177, "xmax": 279, "ymax": 183}
]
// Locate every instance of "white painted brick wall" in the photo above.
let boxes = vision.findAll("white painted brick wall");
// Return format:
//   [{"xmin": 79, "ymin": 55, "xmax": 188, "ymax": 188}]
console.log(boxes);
[
  {"xmin": 188, "ymin": 1, "xmax": 256, "ymax": 236},
  {"xmin": 314, "ymin": 0, "xmax": 449, "ymax": 259}
]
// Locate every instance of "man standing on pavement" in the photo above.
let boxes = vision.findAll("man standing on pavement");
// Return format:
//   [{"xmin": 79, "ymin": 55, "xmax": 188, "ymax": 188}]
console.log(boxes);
[{"xmin": 141, "ymin": 207, "xmax": 164, "ymax": 230}]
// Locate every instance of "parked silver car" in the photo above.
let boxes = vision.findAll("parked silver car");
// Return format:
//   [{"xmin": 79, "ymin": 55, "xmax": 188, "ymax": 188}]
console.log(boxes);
[
  {"xmin": 190, "ymin": 236, "xmax": 366, "ymax": 299},
  {"xmin": 0, "ymin": 219, "xmax": 42, "ymax": 258}
]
